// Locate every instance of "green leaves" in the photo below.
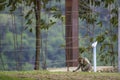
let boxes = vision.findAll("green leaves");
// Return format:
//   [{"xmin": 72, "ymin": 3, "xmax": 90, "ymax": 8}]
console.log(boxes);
[
  {"xmin": 25, "ymin": 0, "xmax": 33, "ymax": 6},
  {"xmin": 112, "ymin": 34, "xmax": 117, "ymax": 42},
  {"xmin": 53, "ymin": 12, "xmax": 61, "ymax": 18},
  {"xmin": 78, "ymin": 0, "xmax": 118, "ymax": 66},
  {"xmin": 24, "ymin": 9, "xmax": 34, "ymax": 32},
  {"xmin": 41, "ymin": 0, "xmax": 49, "ymax": 9},
  {"xmin": 7, "ymin": 0, "xmax": 18, "ymax": 12},
  {"xmin": 29, "ymin": 28, "xmax": 32, "ymax": 32},
  {"xmin": 102, "ymin": 0, "xmax": 115, "ymax": 8},
  {"xmin": 110, "ymin": 16, "xmax": 118, "ymax": 27},
  {"xmin": 111, "ymin": 8, "xmax": 118, "ymax": 14},
  {"xmin": 94, "ymin": 1, "xmax": 101, "ymax": 6},
  {"xmin": 41, "ymin": 19, "xmax": 56, "ymax": 30},
  {"xmin": 0, "ymin": 0, "xmax": 6, "ymax": 11},
  {"xmin": 79, "ymin": 47, "xmax": 86, "ymax": 54},
  {"xmin": 26, "ymin": 19, "xmax": 32, "ymax": 25},
  {"xmin": 0, "ymin": 0, "xmax": 6, "ymax": 3},
  {"xmin": 25, "ymin": 10, "xmax": 33, "ymax": 19},
  {"xmin": 96, "ymin": 35, "xmax": 105, "ymax": 43},
  {"xmin": 7, "ymin": 0, "xmax": 12, "ymax": 7},
  {"xmin": 0, "ymin": 4, "xmax": 6, "ymax": 11},
  {"xmin": 110, "ymin": 8, "xmax": 118, "ymax": 27},
  {"xmin": 97, "ymin": 21, "xmax": 103, "ymax": 27}
]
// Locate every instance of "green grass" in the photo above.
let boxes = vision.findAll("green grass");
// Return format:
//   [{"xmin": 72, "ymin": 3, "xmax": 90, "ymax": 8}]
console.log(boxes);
[
  {"xmin": 0, "ymin": 75, "xmax": 35, "ymax": 80},
  {"xmin": 0, "ymin": 71, "xmax": 36, "ymax": 80},
  {"xmin": 0, "ymin": 71, "xmax": 120, "ymax": 80}
]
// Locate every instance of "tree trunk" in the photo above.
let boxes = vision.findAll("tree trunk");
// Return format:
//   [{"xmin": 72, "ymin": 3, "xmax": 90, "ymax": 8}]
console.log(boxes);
[
  {"xmin": 43, "ymin": 30, "xmax": 48, "ymax": 70},
  {"xmin": 65, "ymin": 0, "xmax": 79, "ymax": 69},
  {"xmin": 34, "ymin": 0, "xmax": 41, "ymax": 70},
  {"xmin": 118, "ymin": 8, "xmax": 120, "ymax": 72}
]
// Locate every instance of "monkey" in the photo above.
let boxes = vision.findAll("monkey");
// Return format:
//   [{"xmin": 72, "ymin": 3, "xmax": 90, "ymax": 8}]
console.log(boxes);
[{"xmin": 73, "ymin": 56, "xmax": 92, "ymax": 72}]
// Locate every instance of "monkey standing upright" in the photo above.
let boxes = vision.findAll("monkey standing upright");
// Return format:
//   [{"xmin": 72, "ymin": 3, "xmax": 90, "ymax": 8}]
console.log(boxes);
[{"xmin": 73, "ymin": 56, "xmax": 92, "ymax": 72}]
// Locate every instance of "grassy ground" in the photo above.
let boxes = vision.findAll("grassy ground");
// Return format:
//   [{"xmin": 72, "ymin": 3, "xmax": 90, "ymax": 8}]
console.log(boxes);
[
  {"xmin": 0, "ymin": 71, "xmax": 120, "ymax": 80},
  {"xmin": 0, "ymin": 73, "xmax": 35, "ymax": 80}
]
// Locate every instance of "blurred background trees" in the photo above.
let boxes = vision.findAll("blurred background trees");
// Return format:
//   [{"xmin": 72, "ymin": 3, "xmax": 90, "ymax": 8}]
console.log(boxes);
[{"xmin": 0, "ymin": 0, "xmax": 119, "ymax": 70}]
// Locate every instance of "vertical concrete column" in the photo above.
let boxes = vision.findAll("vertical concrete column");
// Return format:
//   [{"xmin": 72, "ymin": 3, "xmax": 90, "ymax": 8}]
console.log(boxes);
[{"xmin": 65, "ymin": 0, "xmax": 79, "ymax": 67}]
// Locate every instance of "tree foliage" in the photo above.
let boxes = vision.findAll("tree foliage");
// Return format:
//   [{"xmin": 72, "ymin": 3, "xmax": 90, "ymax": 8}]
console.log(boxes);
[
  {"xmin": 0, "ymin": 0, "xmax": 119, "ymax": 70},
  {"xmin": 78, "ymin": 0, "xmax": 118, "ymax": 66}
]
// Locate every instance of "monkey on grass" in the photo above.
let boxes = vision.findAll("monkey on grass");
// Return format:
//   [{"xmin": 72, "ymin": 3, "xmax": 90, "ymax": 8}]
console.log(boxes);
[{"xmin": 73, "ymin": 56, "xmax": 92, "ymax": 72}]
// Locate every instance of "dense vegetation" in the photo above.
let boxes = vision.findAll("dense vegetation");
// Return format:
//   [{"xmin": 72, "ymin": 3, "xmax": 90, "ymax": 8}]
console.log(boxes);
[
  {"xmin": 0, "ymin": 0, "xmax": 66, "ymax": 70},
  {"xmin": 0, "ymin": 0, "xmax": 119, "ymax": 70}
]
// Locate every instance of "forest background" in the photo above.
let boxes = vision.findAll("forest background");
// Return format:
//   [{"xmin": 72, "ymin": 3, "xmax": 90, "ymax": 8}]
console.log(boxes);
[{"xmin": 0, "ymin": 0, "xmax": 120, "ymax": 71}]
